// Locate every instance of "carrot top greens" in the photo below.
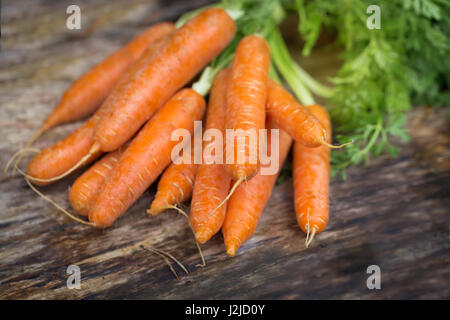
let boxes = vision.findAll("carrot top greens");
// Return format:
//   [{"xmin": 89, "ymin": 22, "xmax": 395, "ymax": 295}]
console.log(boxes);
[{"xmin": 185, "ymin": 0, "xmax": 449, "ymax": 178}]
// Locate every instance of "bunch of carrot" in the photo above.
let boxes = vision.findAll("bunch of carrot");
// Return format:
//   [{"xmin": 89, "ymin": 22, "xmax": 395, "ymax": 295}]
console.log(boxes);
[{"xmin": 11, "ymin": 8, "xmax": 341, "ymax": 257}]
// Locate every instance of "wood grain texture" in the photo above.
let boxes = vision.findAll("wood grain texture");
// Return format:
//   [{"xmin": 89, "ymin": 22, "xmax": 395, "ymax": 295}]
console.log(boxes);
[{"xmin": 0, "ymin": 0, "xmax": 449, "ymax": 300}]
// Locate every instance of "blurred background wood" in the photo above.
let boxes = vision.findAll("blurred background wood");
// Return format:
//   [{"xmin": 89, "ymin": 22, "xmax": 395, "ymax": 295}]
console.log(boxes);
[{"xmin": 0, "ymin": 0, "xmax": 449, "ymax": 299}]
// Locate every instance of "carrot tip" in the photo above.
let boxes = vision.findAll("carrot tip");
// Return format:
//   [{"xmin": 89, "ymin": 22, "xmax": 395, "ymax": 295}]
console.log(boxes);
[
  {"xmin": 195, "ymin": 229, "xmax": 211, "ymax": 244},
  {"xmin": 146, "ymin": 206, "xmax": 166, "ymax": 216},
  {"xmin": 225, "ymin": 238, "xmax": 240, "ymax": 257},
  {"xmin": 3, "ymin": 148, "xmax": 40, "ymax": 176},
  {"xmin": 226, "ymin": 245, "xmax": 237, "ymax": 257},
  {"xmin": 7, "ymin": 126, "xmax": 48, "ymax": 175}
]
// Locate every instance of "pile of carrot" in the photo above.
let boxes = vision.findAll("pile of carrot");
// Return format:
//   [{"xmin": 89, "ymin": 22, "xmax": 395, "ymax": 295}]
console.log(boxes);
[{"xmin": 11, "ymin": 8, "xmax": 342, "ymax": 258}]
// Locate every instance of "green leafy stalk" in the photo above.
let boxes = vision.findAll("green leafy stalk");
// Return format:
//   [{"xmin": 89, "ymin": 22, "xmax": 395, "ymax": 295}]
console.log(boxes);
[
  {"xmin": 192, "ymin": 53, "xmax": 234, "ymax": 96},
  {"xmin": 269, "ymin": 27, "xmax": 315, "ymax": 105}
]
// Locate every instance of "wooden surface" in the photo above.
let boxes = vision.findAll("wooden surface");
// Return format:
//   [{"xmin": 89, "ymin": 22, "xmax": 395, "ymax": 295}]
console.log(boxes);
[{"xmin": 0, "ymin": 0, "xmax": 449, "ymax": 300}]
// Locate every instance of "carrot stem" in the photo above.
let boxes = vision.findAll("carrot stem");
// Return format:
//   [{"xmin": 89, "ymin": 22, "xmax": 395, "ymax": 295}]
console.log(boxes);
[
  {"xmin": 269, "ymin": 27, "xmax": 314, "ymax": 105},
  {"xmin": 269, "ymin": 27, "xmax": 332, "ymax": 100},
  {"xmin": 192, "ymin": 53, "xmax": 234, "ymax": 96}
]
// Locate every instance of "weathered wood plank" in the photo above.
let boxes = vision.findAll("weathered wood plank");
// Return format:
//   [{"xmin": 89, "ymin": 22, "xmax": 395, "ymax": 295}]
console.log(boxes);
[{"xmin": 0, "ymin": 0, "xmax": 448, "ymax": 300}]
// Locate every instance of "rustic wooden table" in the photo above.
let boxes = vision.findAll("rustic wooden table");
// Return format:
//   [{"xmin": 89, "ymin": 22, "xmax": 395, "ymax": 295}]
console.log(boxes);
[{"xmin": 1, "ymin": 0, "xmax": 449, "ymax": 300}]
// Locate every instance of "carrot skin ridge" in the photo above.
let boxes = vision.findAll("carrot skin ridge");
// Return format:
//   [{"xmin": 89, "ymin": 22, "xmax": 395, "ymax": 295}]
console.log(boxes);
[
  {"xmin": 293, "ymin": 105, "xmax": 331, "ymax": 238},
  {"xmin": 190, "ymin": 68, "xmax": 232, "ymax": 244},
  {"xmin": 94, "ymin": 8, "xmax": 236, "ymax": 152},
  {"xmin": 266, "ymin": 80, "xmax": 328, "ymax": 148},
  {"xmin": 222, "ymin": 124, "xmax": 293, "ymax": 257},
  {"xmin": 89, "ymin": 89, "xmax": 206, "ymax": 228}
]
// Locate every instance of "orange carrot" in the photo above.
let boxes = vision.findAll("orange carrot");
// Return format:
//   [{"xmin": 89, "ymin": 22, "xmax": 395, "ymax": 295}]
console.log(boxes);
[
  {"xmin": 225, "ymin": 35, "xmax": 270, "ymax": 182},
  {"xmin": 222, "ymin": 123, "xmax": 292, "ymax": 257},
  {"xmin": 293, "ymin": 104, "xmax": 331, "ymax": 247},
  {"xmin": 24, "ymin": 35, "xmax": 170, "ymax": 185},
  {"xmin": 40, "ymin": 22, "xmax": 175, "ymax": 134},
  {"xmin": 16, "ymin": 22, "xmax": 174, "ymax": 172},
  {"xmin": 69, "ymin": 146, "xmax": 126, "ymax": 216},
  {"xmin": 93, "ymin": 8, "xmax": 236, "ymax": 152},
  {"xmin": 190, "ymin": 68, "xmax": 232, "ymax": 244},
  {"xmin": 205, "ymin": 35, "xmax": 270, "ymax": 221},
  {"xmin": 25, "ymin": 117, "xmax": 103, "ymax": 186},
  {"xmin": 266, "ymin": 80, "xmax": 328, "ymax": 148},
  {"xmin": 147, "ymin": 160, "xmax": 198, "ymax": 216},
  {"xmin": 96, "ymin": 35, "xmax": 172, "ymax": 111},
  {"xmin": 89, "ymin": 89, "xmax": 206, "ymax": 228}
]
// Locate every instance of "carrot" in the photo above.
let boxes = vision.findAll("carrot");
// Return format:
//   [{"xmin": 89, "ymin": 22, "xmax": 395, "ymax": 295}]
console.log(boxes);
[
  {"xmin": 293, "ymin": 104, "xmax": 331, "ymax": 247},
  {"xmin": 69, "ymin": 146, "xmax": 126, "ymax": 216},
  {"xmin": 23, "ymin": 35, "xmax": 170, "ymax": 185},
  {"xmin": 25, "ymin": 117, "xmax": 103, "ymax": 186},
  {"xmin": 225, "ymin": 35, "xmax": 270, "ymax": 182},
  {"xmin": 95, "ymin": 35, "xmax": 172, "ymax": 112},
  {"xmin": 266, "ymin": 79, "xmax": 328, "ymax": 148},
  {"xmin": 222, "ymin": 123, "xmax": 292, "ymax": 257},
  {"xmin": 190, "ymin": 68, "xmax": 232, "ymax": 244},
  {"xmin": 206, "ymin": 35, "xmax": 270, "ymax": 220},
  {"xmin": 93, "ymin": 8, "xmax": 236, "ymax": 152},
  {"xmin": 38, "ymin": 22, "xmax": 175, "ymax": 135},
  {"xmin": 147, "ymin": 160, "xmax": 198, "ymax": 216},
  {"xmin": 89, "ymin": 89, "xmax": 206, "ymax": 228}
]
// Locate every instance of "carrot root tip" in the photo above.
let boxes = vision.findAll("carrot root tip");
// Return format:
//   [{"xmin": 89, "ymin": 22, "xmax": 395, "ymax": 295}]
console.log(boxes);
[
  {"xmin": 305, "ymin": 227, "xmax": 317, "ymax": 248},
  {"xmin": 162, "ymin": 205, "xmax": 207, "ymax": 268},
  {"xmin": 322, "ymin": 140, "xmax": 353, "ymax": 149},
  {"xmin": 142, "ymin": 246, "xmax": 188, "ymax": 279},
  {"xmin": 3, "ymin": 148, "xmax": 40, "ymax": 176},
  {"xmin": 8, "ymin": 126, "xmax": 48, "ymax": 175},
  {"xmin": 23, "ymin": 176, "xmax": 96, "ymax": 227}
]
